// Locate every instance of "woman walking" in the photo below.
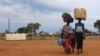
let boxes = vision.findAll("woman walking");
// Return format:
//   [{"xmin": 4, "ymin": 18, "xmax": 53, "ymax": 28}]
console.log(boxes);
[
  {"xmin": 75, "ymin": 19, "xmax": 84, "ymax": 54},
  {"xmin": 61, "ymin": 25, "xmax": 72, "ymax": 54}
]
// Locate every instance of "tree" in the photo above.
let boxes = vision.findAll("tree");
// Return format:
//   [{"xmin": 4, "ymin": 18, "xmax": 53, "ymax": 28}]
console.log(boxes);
[
  {"xmin": 5, "ymin": 30, "xmax": 10, "ymax": 33},
  {"xmin": 84, "ymin": 29, "xmax": 91, "ymax": 33},
  {"xmin": 27, "ymin": 22, "xmax": 41, "ymax": 36},
  {"xmin": 94, "ymin": 20, "xmax": 100, "ymax": 33},
  {"xmin": 16, "ymin": 27, "xmax": 27, "ymax": 33},
  {"xmin": 16, "ymin": 22, "xmax": 41, "ymax": 37}
]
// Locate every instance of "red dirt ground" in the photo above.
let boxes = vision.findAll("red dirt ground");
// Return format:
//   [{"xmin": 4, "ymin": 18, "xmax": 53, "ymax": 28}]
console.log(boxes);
[{"xmin": 0, "ymin": 36, "xmax": 100, "ymax": 56}]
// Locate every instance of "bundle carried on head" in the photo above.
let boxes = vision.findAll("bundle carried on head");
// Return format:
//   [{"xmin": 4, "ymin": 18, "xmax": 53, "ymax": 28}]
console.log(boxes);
[
  {"xmin": 62, "ymin": 13, "xmax": 73, "ymax": 23},
  {"xmin": 74, "ymin": 8, "xmax": 86, "ymax": 20}
]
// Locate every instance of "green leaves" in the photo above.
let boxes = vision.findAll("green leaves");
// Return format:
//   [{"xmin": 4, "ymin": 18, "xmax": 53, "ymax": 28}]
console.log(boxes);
[
  {"xmin": 94, "ymin": 20, "xmax": 100, "ymax": 33},
  {"xmin": 16, "ymin": 22, "xmax": 41, "ymax": 34}
]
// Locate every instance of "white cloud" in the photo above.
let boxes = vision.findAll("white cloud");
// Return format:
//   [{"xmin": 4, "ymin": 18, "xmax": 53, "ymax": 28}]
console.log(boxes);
[
  {"xmin": 0, "ymin": 0, "xmax": 65, "ymax": 32},
  {"xmin": 0, "ymin": 0, "xmax": 100, "ymax": 33},
  {"xmin": 37, "ymin": 0, "xmax": 74, "ymax": 10}
]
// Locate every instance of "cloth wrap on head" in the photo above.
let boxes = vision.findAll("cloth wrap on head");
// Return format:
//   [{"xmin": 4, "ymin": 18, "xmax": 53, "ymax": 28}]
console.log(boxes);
[{"xmin": 62, "ymin": 13, "xmax": 73, "ymax": 24}]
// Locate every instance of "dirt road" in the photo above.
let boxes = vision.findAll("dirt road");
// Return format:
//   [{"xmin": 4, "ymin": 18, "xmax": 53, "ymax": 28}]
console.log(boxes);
[{"xmin": 0, "ymin": 37, "xmax": 100, "ymax": 56}]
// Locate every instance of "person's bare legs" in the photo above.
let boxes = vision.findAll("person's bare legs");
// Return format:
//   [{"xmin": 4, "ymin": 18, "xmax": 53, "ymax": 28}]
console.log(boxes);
[
  {"xmin": 81, "ymin": 48, "xmax": 83, "ymax": 53},
  {"xmin": 77, "ymin": 49, "xmax": 79, "ymax": 54}
]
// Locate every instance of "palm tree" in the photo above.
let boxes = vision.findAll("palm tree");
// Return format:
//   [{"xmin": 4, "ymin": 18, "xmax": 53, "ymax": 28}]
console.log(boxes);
[
  {"xmin": 94, "ymin": 20, "xmax": 100, "ymax": 33},
  {"xmin": 27, "ymin": 22, "xmax": 41, "ymax": 36}
]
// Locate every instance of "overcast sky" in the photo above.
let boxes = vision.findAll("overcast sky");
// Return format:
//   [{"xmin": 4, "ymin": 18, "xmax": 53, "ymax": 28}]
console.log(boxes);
[{"xmin": 0, "ymin": 0, "xmax": 100, "ymax": 33}]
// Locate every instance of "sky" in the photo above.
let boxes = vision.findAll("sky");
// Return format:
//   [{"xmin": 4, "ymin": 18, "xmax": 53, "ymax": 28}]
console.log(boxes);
[{"xmin": 0, "ymin": 0, "xmax": 100, "ymax": 33}]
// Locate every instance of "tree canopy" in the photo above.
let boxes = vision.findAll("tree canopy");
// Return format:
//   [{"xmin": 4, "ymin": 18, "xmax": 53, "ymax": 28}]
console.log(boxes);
[
  {"xmin": 27, "ymin": 22, "xmax": 41, "ymax": 35},
  {"xmin": 94, "ymin": 20, "xmax": 100, "ymax": 33},
  {"xmin": 16, "ymin": 22, "xmax": 41, "ymax": 35}
]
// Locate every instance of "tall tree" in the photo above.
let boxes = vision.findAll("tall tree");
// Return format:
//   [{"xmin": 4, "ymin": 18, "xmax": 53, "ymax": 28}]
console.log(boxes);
[
  {"xmin": 16, "ymin": 27, "xmax": 27, "ymax": 33},
  {"xmin": 94, "ymin": 20, "xmax": 100, "ymax": 33},
  {"xmin": 27, "ymin": 22, "xmax": 41, "ymax": 36}
]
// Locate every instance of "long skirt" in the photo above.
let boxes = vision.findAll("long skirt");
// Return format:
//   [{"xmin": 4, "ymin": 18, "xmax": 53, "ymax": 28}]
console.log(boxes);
[{"xmin": 76, "ymin": 33, "xmax": 83, "ymax": 49}]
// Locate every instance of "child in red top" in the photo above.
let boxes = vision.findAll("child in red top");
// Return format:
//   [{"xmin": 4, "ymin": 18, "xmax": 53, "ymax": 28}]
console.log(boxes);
[
  {"xmin": 61, "ymin": 25, "xmax": 69, "ymax": 53},
  {"xmin": 65, "ymin": 39, "xmax": 72, "ymax": 54},
  {"xmin": 70, "ymin": 33, "xmax": 75, "ymax": 52}
]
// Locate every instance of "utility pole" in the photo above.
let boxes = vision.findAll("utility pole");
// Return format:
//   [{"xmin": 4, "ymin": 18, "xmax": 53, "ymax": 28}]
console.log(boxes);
[{"xmin": 8, "ymin": 18, "xmax": 10, "ymax": 33}]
